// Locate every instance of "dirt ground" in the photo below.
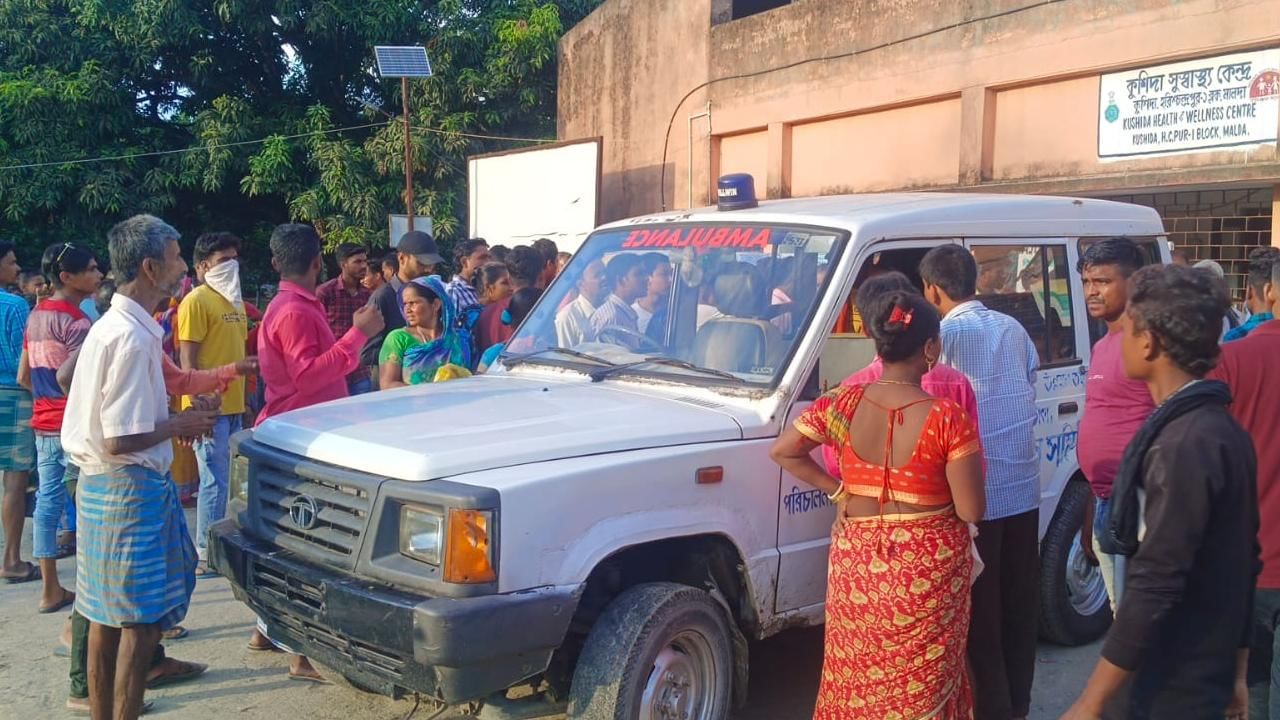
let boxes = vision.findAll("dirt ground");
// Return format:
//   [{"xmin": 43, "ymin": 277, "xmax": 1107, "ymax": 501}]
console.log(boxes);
[{"xmin": 1, "ymin": 513, "xmax": 1096, "ymax": 719}]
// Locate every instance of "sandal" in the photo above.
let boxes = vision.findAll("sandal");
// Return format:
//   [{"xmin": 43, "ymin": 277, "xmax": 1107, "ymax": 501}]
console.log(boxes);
[
  {"xmin": 145, "ymin": 659, "xmax": 207, "ymax": 689},
  {"xmin": 38, "ymin": 590, "xmax": 76, "ymax": 614},
  {"xmin": 288, "ymin": 670, "xmax": 333, "ymax": 685},
  {"xmin": 247, "ymin": 636, "xmax": 283, "ymax": 653},
  {"xmin": 67, "ymin": 697, "xmax": 154, "ymax": 715},
  {"xmin": 3, "ymin": 562, "xmax": 40, "ymax": 584},
  {"xmin": 161, "ymin": 625, "xmax": 189, "ymax": 640}
]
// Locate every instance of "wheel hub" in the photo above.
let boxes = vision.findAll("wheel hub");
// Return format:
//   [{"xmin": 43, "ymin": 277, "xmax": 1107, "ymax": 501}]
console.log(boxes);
[
  {"xmin": 1066, "ymin": 530, "xmax": 1110, "ymax": 617},
  {"xmin": 639, "ymin": 631, "xmax": 717, "ymax": 720}
]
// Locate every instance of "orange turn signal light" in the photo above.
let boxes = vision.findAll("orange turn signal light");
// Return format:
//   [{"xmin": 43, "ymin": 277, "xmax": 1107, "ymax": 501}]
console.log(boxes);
[
  {"xmin": 695, "ymin": 466, "xmax": 724, "ymax": 485},
  {"xmin": 444, "ymin": 509, "xmax": 496, "ymax": 584}
]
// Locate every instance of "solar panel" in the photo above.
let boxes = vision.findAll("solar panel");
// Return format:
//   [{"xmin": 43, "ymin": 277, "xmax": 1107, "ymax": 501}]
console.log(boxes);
[{"xmin": 374, "ymin": 46, "xmax": 433, "ymax": 78}]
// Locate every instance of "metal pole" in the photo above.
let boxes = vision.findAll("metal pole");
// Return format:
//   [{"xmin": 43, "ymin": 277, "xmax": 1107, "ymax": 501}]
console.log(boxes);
[
  {"xmin": 687, "ymin": 103, "xmax": 711, "ymax": 209},
  {"xmin": 402, "ymin": 76, "xmax": 415, "ymax": 232}
]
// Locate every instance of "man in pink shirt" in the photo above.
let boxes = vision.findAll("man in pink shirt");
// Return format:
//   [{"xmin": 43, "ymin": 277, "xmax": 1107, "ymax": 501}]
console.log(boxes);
[
  {"xmin": 250, "ymin": 223, "xmax": 383, "ymax": 682},
  {"xmin": 1075, "ymin": 239, "xmax": 1154, "ymax": 609},
  {"xmin": 823, "ymin": 272, "xmax": 980, "ymax": 476},
  {"xmin": 257, "ymin": 224, "xmax": 383, "ymax": 425}
]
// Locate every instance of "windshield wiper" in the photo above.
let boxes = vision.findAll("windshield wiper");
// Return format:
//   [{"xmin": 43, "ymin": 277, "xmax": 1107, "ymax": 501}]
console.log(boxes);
[
  {"xmin": 588, "ymin": 356, "xmax": 743, "ymax": 383},
  {"xmin": 503, "ymin": 346, "xmax": 616, "ymax": 369}
]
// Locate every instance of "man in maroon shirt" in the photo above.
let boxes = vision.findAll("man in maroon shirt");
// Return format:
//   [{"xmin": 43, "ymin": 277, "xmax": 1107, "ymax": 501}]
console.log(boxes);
[
  {"xmin": 1210, "ymin": 259, "xmax": 1280, "ymax": 718},
  {"xmin": 314, "ymin": 242, "xmax": 371, "ymax": 394},
  {"xmin": 1076, "ymin": 239, "xmax": 1154, "ymax": 610}
]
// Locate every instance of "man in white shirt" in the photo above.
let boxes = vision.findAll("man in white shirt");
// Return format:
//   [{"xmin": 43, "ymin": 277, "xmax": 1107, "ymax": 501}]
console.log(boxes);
[
  {"xmin": 63, "ymin": 215, "xmax": 217, "ymax": 720},
  {"xmin": 556, "ymin": 260, "xmax": 606, "ymax": 346}
]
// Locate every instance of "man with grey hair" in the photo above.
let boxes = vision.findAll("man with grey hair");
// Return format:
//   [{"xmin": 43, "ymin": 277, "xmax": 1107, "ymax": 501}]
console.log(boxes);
[{"xmin": 63, "ymin": 214, "xmax": 218, "ymax": 720}]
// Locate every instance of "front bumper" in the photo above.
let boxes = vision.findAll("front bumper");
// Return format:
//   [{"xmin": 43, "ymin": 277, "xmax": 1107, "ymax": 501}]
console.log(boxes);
[{"xmin": 210, "ymin": 519, "xmax": 581, "ymax": 702}]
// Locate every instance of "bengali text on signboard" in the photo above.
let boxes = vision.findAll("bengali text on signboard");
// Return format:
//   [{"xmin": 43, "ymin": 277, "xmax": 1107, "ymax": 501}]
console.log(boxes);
[{"xmin": 1098, "ymin": 48, "xmax": 1280, "ymax": 159}]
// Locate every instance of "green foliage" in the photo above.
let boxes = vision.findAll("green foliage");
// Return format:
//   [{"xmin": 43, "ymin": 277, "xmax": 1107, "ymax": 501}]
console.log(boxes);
[{"xmin": 0, "ymin": 0, "xmax": 602, "ymax": 282}]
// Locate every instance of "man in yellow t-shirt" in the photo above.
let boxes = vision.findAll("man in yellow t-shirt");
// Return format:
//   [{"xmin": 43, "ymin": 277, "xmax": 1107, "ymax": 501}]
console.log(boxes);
[{"xmin": 178, "ymin": 232, "xmax": 247, "ymax": 572}]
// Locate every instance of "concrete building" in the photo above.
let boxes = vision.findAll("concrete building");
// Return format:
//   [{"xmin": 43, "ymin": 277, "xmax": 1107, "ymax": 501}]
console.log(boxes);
[{"xmin": 557, "ymin": 0, "xmax": 1280, "ymax": 298}]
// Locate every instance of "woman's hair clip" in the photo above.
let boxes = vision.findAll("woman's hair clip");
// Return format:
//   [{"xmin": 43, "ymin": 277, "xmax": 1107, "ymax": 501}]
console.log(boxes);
[
  {"xmin": 501, "ymin": 309, "xmax": 513, "ymax": 325},
  {"xmin": 888, "ymin": 304, "xmax": 914, "ymax": 327}
]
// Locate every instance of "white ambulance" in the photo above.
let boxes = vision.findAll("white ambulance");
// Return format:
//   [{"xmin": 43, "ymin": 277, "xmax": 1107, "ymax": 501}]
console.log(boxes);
[{"xmin": 214, "ymin": 182, "xmax": 1167, "ymax": 719}]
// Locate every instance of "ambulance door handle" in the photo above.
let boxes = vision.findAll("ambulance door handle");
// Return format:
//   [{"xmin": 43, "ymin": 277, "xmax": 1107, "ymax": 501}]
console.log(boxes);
[{"xmin": 1058, "ymin": 402, "xmax": 1079, "ymax": 416}]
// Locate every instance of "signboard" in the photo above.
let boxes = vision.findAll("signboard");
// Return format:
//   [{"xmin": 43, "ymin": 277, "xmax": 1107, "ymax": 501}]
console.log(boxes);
[
  {"xmin": 1098, "ymin": 48, "xmax": 1280, "ymax": 159},
  {"xmin": 388, "ymin": 215, "xmax": 433, "ymax": 247},
  {"xmin": 468, "ymin": 138, "xmax": 600, "ymax": 256}
]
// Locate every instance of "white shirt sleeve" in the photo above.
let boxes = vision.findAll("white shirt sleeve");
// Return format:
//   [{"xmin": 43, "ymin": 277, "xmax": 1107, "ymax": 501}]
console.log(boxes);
[{"xmin": 99, "ymin": 348, "xmax": 161, "ymax": 439}]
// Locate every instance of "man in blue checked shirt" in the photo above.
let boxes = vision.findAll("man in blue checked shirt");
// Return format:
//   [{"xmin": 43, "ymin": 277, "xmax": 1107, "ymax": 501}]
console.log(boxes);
[{"xmin": 921, "ymin": 244, "xmax": 1041, "ymax": 720}]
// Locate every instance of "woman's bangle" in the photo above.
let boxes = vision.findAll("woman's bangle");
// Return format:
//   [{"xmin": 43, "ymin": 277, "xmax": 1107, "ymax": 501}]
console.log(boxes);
[{"xmin": 828, "ymin": 485, "xmax": 849, "ymax": 503}]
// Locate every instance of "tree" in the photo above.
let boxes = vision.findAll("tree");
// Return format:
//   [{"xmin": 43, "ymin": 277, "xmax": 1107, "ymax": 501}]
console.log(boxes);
[{"xmin": 0, "ymin": 0, "xmax": 602, "ymax": 280}]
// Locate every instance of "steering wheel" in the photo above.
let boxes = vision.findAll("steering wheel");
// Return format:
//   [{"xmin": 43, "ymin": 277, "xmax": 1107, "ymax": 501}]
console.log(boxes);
[{"xmin": 597, "ymin": 325, "xmax": 664, "ymax": 355}]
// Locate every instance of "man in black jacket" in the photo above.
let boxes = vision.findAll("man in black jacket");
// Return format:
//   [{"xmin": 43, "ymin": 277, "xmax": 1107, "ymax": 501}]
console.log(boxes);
[{"xmin": 1063, "ymin": 264, "xmax": 1259, "ymax": 720}]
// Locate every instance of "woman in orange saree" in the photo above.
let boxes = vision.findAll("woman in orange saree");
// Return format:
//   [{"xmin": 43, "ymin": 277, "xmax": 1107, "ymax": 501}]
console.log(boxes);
[{"xmin": 771, "ymin": 291, "xmax": 986, "ymax": 720}]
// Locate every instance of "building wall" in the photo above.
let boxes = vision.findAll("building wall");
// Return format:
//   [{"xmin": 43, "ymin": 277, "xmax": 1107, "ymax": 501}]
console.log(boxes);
[
  {"xmin": 557, "ymin": 0, "xmax": 713, "ymax": 222},
  {"xmin": 559, "ymin": 0, "xmax": 1280, "ymax": 254},
  {"xmin": 1106, "ymin": 187, "xmax": 1275, "ymax": 300}
]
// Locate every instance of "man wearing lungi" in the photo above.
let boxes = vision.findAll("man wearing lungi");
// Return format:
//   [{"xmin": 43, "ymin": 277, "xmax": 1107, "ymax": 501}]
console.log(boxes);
[{"xmin": 62, "ymin": 215, "xmax": 218, "ymax": 720}]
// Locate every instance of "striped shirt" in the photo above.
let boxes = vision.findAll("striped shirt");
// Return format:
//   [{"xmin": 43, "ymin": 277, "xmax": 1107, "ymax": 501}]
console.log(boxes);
[
  {"xmin": 447, "ymin": 275, "xmax": 481, "ymax": 316},
  {"xmin": 939, "ymin": 300, "xmax": 1041, "ymax": 520},
  {"xmin": 22, "ymin": 299, "xmax": 90, "ymax": 432},
  {"xmin": 589, "ymin": 294, "xmax": 639, "ymax": 340},
  {"xmin": 0, "ymin": 291, "xmax": 28, "ymax": 388}
]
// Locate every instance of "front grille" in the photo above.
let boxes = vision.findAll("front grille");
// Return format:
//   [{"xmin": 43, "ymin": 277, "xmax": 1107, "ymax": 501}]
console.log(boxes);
[
  {"xmin": 253, "ymin": 463, "xmax": 372, "ymax": 565},
  {"xmin": 252, "ymin": 562, "xmax": 408, "ymax": 682},
  {"xmin": 252, "ymin": 561, "xmax": 324, "ymax": 613}
]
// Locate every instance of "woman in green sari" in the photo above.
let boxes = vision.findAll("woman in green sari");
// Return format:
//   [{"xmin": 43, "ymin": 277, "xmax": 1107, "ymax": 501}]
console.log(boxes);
[{"xmin": 378, "ymin": 275, "xmax": 473, "ymax": 388}]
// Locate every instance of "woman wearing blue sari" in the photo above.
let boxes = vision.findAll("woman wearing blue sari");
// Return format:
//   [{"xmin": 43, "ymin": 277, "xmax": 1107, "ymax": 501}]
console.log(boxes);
[{"xmin": 378, "ymin": 275, "xmax": 473, "ymax": 388}]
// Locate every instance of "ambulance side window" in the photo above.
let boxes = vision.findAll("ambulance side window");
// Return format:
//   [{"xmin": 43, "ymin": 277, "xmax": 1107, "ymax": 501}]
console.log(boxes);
[
  {"xmin": 971, "ymin": 244, "xmax": 1078, "ymax": 367},
  {"xmin": 805, "ymin": 247, "xmax": 934, "ymax": 399}
]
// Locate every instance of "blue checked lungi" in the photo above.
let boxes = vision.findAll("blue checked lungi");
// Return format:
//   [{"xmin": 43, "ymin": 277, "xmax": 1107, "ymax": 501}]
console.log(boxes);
[
  {"xmin": 75, "ymin": 465, "xmax": 196, "ymax": 630},
  {"xmin": 0, "ymin": 387, "xmax": 35, "ymax": 472}
]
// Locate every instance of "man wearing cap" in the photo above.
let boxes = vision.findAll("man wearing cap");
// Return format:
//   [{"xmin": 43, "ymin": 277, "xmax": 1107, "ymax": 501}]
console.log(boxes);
[{"xmin": 360, "ymin": 231, "xmax": 442, "ymax": 380}]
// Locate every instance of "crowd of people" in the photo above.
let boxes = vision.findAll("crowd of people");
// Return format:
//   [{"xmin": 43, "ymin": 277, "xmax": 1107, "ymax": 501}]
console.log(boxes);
[
  {"xmin": 772, "ymin": 241, "xmax": 1280, "ymax": 719},
  {"xmin": 0, "ymin": 219, "xmax": 566, "ymax": 718},
  {"xmin": 2, "ymin": 218, "xmax": 1279, "ymax": 720}
]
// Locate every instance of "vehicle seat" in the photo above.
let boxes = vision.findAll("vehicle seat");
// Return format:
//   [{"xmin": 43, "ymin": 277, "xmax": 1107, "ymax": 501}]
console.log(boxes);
[{"xmin": 693, "ymin": 317, "xmax": 783, "ymax": 374}]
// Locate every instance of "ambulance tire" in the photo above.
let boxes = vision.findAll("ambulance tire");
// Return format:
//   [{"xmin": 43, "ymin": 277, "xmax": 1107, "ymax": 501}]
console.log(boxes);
[{"xmin": 1040, "ymin": 480, "xmax": 1113, "ymax": 646}]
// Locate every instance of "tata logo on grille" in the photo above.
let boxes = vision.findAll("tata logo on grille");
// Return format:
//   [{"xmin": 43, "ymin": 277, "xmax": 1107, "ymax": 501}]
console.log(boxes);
[{"xmin": 289, "ymin": 495, "xmax": 320, "ymax": 530}]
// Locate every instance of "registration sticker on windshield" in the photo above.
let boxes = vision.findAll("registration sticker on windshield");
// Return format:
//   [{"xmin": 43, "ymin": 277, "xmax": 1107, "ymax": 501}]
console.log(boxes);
[
  {"xmin": 779, "ymin": 232, "xmax": 810, "ymax": 248},
  {"xmin": 621, "ymin": 226, "xmax": 772, "ymax": 250}
]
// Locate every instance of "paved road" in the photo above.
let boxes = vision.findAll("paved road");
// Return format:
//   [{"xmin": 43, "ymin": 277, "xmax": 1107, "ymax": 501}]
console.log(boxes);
[{"xmin": 1, "ymin": 518, "xmax": 1095, "ymax": 719}]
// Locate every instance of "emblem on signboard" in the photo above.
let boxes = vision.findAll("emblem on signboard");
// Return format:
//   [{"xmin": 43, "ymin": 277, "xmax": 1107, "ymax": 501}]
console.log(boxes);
[
  {"xmin": 1250, "ymin": 70, "xmax": 1279, "ymax": 100},
  {"xmin": 289, "ymin": 495, "xmax": 320, "ymax": 530},
  {"xmin": 1104, "ymin": 92, "xmax": 1120, "ymax": 123}
]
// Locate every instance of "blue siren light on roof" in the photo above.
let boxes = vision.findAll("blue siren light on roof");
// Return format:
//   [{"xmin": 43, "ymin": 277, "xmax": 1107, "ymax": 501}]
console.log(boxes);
[{"xmin": 716, "ymin": 173, "xmax": 758, "ymax": 211}]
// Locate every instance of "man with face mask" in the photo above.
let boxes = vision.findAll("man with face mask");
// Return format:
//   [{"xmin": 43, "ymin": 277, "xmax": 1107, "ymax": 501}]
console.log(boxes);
[{"xmin": 177, "ymin": 232, "xmax": 248, "ymax": 575}]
